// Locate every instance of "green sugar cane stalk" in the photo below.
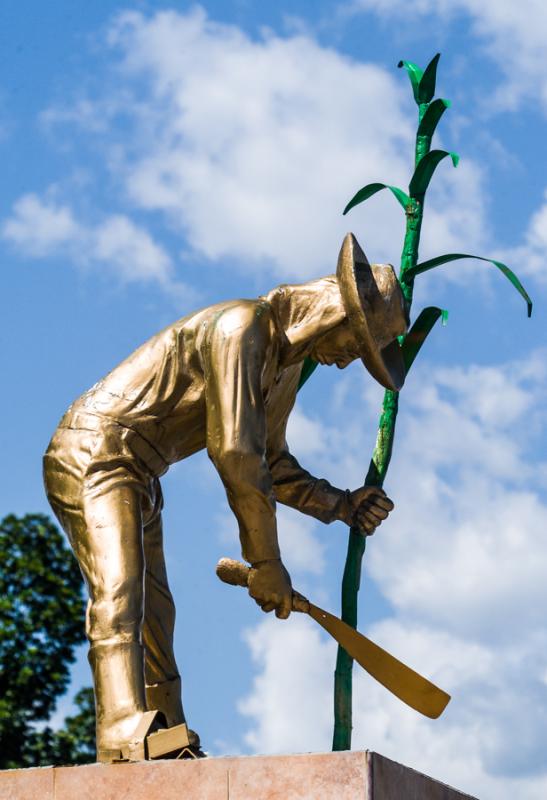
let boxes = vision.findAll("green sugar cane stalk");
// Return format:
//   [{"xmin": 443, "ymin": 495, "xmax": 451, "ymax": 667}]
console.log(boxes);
[
  {"xmin": 330, "ymin": 53, "xmax": 532, "ymax": 751},
  {"xmin": 332, "ymin": 61, "xmax": 431, "ymax": 750}
]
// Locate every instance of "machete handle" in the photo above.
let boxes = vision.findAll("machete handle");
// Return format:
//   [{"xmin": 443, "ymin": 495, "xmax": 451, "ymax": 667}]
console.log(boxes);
[
  {"xmin": 216, "ymin": 557, "xmax": 310, "ymax": 613},
  {"xmin": 216, "ymin": 557, "xmax": 250, "ymax": 588}
]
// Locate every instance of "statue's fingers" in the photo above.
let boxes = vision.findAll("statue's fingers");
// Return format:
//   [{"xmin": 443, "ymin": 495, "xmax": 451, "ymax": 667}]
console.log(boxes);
[
  {"xmin": 367, "ymin": 504, "xmax": 389, "ymax": 520},
  {"xmin": 275, "ymin": 596, "xmax": 292, "ymax": 620},
  {"xmin": 359, "ymin": 509, "xmax": 382, "ymax": 527},
  {"xmin": 353, "ymin": 487, "xmax": 382, "ymax": 504},
  {"xmin": 373, "ymin": 495, "xmax": 394, "ymax": 511},
  {"xmin": 356, "ymin": 515, "xmax": 376, "ymax": 533},
  {"xmin": 261, "ymin": 601, "xmax": 276, "ymax": 613},
  {"xmin": 364, "ymin": 489, "xmax": 393, "ymax": 508}
]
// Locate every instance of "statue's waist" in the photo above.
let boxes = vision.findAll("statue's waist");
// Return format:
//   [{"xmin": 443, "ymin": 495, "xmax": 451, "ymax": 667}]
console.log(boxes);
[{"xmin": 56, "ymin": 410, "xmax": 170, "ymax": 477}]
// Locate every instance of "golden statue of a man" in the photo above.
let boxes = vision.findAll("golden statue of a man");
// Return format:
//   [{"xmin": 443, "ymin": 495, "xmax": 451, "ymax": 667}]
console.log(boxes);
[{"xmin": 43, "ymin": 234, "xmax": 408, "ymax": 762}]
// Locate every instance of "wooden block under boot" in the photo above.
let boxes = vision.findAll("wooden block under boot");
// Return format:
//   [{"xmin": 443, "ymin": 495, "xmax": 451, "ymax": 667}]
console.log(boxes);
[
  {"xmin": 120, "ymin": 710, "xmax": 166, "ymax": 761},
  {"xmin": 97, "ymin": 746, "xmax": 125, "ymax": 763},
  {"xmin": 146, "ymin": 723, "xmax": 191, "ymax": 759}
]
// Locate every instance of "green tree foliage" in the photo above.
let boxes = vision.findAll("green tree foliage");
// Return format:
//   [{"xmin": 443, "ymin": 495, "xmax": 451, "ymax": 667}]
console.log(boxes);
[
  {"xmin": 0, "ymin": 513, "xmax": 95, "ymax": 767},
  {"xmin": 27, "ymin": 688, "xmax": 96, "ymax": 766}
]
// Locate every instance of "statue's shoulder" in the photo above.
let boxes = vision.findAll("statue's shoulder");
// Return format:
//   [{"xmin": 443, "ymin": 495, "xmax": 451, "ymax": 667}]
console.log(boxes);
[{"xmin": 202, "ymin": 297, "xmax": 275, "ymax": 340}]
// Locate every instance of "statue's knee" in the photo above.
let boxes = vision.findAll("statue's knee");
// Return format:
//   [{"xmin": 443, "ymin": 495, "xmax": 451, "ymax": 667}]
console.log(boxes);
[{"xmin": 87, "ymin": 579, "xmax": 144, "ymax": 643}]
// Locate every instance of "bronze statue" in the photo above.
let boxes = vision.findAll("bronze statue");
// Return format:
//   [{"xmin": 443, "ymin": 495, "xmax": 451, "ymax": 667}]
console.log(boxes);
[{"xmin": 43, "ymin": 233, "xmax": 408, "ymax": 762}]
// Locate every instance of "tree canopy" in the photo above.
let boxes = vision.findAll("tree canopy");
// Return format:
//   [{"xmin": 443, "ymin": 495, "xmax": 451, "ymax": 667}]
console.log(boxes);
[{"xmin": 0, "ymin": 513, "xmax": 95, "ymax": 768}]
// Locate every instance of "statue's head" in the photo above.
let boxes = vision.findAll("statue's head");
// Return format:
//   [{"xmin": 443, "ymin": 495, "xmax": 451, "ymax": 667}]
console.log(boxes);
[
  {"xmin": 266, "ymin": 235, "xmax": 408, "ymax": 388},
  {"xmin": 335, "ymin": 233, "xmax": 408, "ymax": 391},
  {"xmin": 309, "ymin": 319, "xmax": 362, "ymax": 371}
]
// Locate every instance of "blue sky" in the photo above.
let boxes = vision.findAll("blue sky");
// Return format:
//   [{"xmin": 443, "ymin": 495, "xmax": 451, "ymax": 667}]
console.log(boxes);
[{"xmin": 1, "ymin": 2, "xmax": 547, "ymax": 796}]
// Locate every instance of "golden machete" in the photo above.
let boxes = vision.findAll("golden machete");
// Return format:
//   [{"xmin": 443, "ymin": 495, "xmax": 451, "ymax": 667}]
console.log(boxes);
[{"xmin": 216, "ymin": 557, "xmax": 450, "ymax": 720}]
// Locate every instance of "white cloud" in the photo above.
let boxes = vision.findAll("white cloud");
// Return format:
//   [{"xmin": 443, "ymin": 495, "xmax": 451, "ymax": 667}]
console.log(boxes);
[
  {"xmin": 105, "ymin": 7, "xmax": 414, "ymax": 277},
  {"xmin": 351, "ymin": 0, "xmax": 547, "ymax": 113},
  {"xmin": 285, "ymin": 405, "xmax": 327, "ymax": 458},
  {"xmin": 277, "ymin": 508, "xmax": 327, "ymax": 577},
  {"xmin": 237, "ymin": 350, "xmax": 547, "ymax": 798},
  {"xmin": 39, "ymin": 7, "xmax": 491, "ymax": 281},
  {"xmin": 1, "ymin": 191, "xmax": 182, "ymax": 292},
  {"xmin": 349, "ymin": 621, "xmax": 547, "ymax": 796},
  {"xmin": 93, "ymin": 214, "xmax": 172, "ymax": 283},
  {"xmin": 239, "ymin": 615, "xmax": 335, "ymax": 753},
  {"xmin": 239, "ymin": 614, "xmax": 547, "ymax": 797},
  {"xmin": 2, "ymin": 193, "xmax": 82, "ymax": 257},
  {"xmin": 367, "ymin": 355, "xmax": 547, "ymax": 644}
]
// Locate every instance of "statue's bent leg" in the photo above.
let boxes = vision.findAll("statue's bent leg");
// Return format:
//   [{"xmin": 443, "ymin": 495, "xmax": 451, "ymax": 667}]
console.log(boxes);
[
  {"xmin": 81, "ymin": 483, "xmax": 150, "ymax": 760},
  {"xmin": 142, "ymin": 484, "xmax": 185, "ymax": 728}
]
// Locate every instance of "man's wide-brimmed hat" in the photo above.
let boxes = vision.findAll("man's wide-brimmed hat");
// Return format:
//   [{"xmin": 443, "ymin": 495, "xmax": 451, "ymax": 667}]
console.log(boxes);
[{"xmin": 337, "ymin": 233, "xmax": 408, "ymax": 392}]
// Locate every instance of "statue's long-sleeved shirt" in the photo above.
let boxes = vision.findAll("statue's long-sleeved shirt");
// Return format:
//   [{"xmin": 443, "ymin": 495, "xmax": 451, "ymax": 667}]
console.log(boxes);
[{"xmin": 56, "ymin": 289, "xmax": 348, "ymax": 564}]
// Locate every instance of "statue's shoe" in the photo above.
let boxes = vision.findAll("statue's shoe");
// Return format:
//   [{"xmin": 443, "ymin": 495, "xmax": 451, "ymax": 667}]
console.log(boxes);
[
  {"xmin": 97, "ymin": 709, "xmax": 167, "ymax": 762},
  {"xmin": 97, "ymin": 709, "xmax": 205, "ymax": 762}
]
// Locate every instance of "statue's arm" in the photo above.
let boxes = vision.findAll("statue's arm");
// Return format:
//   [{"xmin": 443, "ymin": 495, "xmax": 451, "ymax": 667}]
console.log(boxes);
[
  {"xmin": 203, "ymin": 305, "xmax": 281, "ymax": 566},
  {"xmin": 268, "ymin": 443, "xmax": 353, "ymax": 525},
  {"xmin": 265, "ymin": 385, "xmax": 351, "ymax": 524},
  {"xmin": 269, "ymin": 436, "xmax": 393, "ymax": 533},
  {"xmin": 266, "ymin": 380, "xmax": 393, "ymax": 534}
]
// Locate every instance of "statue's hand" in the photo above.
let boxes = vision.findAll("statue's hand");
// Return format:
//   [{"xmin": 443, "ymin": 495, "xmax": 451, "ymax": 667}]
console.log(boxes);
[
  {"xmin": 248, "ymin": 558, "xmax": 293, "ymax": 619},
  {"xmin": 345, "ymin": 486, "xmax": 394, "ymax": 534}
]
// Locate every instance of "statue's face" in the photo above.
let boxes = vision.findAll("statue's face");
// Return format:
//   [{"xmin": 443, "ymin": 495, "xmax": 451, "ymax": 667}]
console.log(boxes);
[{"xmin": 310, "ymin": 322, "xmax": 361, "ymax": 369}]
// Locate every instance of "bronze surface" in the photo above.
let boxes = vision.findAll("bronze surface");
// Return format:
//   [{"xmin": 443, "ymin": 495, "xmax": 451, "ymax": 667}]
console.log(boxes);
[{"xmin": 43, "ymin": 240, "xmax": 405, "ymax": 759}]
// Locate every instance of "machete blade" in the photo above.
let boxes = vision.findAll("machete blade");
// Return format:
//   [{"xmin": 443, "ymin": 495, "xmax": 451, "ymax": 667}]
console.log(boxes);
[{"xmin": 308, "ymin": 602, "xmax": 450, "ymax": 719}]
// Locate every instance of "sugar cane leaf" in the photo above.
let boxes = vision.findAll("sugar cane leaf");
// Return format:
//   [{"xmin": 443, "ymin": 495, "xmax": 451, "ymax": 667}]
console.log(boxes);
[
  {"xmin": 418, "ymin": 53, "xmax": 441, "ymax": 104},
  {"xmin": 406, "ymin": 253, "xmax": 533, "ymax": 317},
  {"xmin": 398, "ymin": 59, "xmax": 423, "ymax": 104},
  {"xmin": 409, "ymin": 150, "xmax": 459, "ymax": 197},
  {"xmin": 298, "ymin": 356, "xmax": 319, "ymax": 390},
  {"xmin": 417, "ymin": 98, "xmax": 450, "ymax": 139},
  {"xmin": 401, "ymin": 307, "xmax": 443, "ymax": 373},
  {"xmin": 343, "ymin": 182, "xmax": 409, "ymax": 215}
]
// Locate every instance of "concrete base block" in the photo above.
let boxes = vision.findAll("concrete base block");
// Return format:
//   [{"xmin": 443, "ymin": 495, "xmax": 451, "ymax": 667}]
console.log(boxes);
[{"xmin": 0, "ymin": 750, "xmax": 478, "ymax": 799}]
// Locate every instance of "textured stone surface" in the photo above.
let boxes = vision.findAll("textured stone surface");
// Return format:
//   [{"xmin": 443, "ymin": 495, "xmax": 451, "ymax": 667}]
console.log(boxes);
[
  {"xmin": 53, "ymin": 758, "xmax": 228, "ymax": 800},
  {"xmin": 0, "ymin": 750, "xmax": 478, "ymax": 799},
  {"xmin": 228, "ymin": 751, "xmax": 369, "ymax": 800},
  {"xmin": 0, "ymin": 766, "xmax": 54, "ymax": 800}
]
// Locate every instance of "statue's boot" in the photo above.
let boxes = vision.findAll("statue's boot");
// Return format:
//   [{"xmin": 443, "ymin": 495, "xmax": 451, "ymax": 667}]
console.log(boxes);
[
  {"xmin": 90, "ymin": 641, "xmax": 166, "ymax": 763},
  {"xmin": 146, "ymin": 676, "xmax": 205, "ymax": 757}
]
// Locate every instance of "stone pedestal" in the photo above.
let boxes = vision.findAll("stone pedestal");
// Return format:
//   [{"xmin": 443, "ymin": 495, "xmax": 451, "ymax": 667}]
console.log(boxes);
[{"xmin": 0, "ymin": 750, "xmax": 478, "ymax": 799}]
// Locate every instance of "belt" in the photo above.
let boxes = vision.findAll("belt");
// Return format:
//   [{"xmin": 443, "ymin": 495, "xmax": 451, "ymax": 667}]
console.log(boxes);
[{"xmin": 59, "ymin": 411, "xmax": 169, "ymax": 477}]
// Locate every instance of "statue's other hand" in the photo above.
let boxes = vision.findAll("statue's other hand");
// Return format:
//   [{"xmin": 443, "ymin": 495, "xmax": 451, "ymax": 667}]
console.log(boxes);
[
  {"xmin": 248, "ymin": 559, "xmax": 293, "ymax": 619},
  {"xmin": 347, "ymin": 486, "xmax": 394, "ymax": 535}
]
